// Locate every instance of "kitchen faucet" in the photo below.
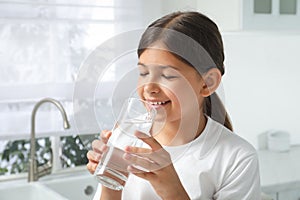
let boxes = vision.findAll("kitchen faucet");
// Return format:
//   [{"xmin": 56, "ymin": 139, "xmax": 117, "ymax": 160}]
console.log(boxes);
[{"xmin": 28, "ymin": 98, "xmax": 70, "ymax": 182}]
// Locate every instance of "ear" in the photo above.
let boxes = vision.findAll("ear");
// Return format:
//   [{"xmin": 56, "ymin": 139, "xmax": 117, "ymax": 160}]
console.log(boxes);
[{"xmin": 200, "ymin": 68, "xmax": 222, "ymax": 97}]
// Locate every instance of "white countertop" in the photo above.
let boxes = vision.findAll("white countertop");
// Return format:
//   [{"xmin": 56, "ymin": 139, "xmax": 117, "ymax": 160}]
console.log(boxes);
[{"xmin": 258, "ymin": 145, "xmax": 300, "ymax": 193}]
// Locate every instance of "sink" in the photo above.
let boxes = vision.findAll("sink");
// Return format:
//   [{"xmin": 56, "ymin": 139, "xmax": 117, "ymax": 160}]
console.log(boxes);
[
  {"xmin": 41, "ymin": 170, "xmax": 98, "ymax": 200},
  {"xmin": 0, "ymin": 182, "xmax": 67, "ymax": 200},
  {"xmin": 0, "ymin": 169, "xmax": 98, "ymax": 200}
]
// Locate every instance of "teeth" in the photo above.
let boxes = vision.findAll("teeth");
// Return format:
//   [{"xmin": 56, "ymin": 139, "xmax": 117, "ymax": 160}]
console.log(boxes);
[{"xmin": 149, "ymin": 101, "xmax": 167, "ymax": 105}]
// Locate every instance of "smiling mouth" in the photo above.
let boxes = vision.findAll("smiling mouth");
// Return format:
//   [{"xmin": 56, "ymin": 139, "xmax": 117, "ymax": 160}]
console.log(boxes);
[
  {"xmin": 149, "ymin": 101, "xmax": 169, "ymax": 105},
  {"xmin": 146, "ymin": 100, "xmax": 171, "ymax": 108}
]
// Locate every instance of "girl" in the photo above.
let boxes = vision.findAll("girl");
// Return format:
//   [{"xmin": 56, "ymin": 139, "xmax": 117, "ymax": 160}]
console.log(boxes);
[{"xmin": 87, "ymin": 11, "xmax": 261, "ymax": 200}]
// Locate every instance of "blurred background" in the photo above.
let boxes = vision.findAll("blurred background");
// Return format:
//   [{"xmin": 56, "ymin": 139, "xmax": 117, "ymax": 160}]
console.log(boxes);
[{"xmin": 0, "ymin": 0, "xmax": 299, "ymax": 200}]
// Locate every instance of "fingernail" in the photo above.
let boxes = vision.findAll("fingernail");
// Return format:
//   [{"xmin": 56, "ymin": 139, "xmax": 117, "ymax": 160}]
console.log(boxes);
[
  {"xmin": 127, "ymin": 165, "xmax": 134, "ymax": 172},
  {"xmin": 134, "ymin": 131, "xmax": 143, "ymax": 137},
  {"xmin": 124, "ymin": 146, "xmax": 131, "ymax": 152},
  {"xmin": 123, "ymin": 153, "xmax": 132, "ymax": 160},
  {"xmin": 135, "ymin": 131, "xmax": 149, "ymax": 139},
  {"xmin": 105, "ymin": 132, "xmax": 110, "ymax": 137},
  {"xmin": 96, "ymin": 154, "xmax": 102, "ymax": 161},
  {"xmin": 100, "ymin": 145, "xmax": 107, "ymax": 152}
]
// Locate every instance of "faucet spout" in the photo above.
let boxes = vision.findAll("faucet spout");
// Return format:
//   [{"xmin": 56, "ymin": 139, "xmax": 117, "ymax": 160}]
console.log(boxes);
[{"xmin": 28, "ymin": 98, "xmax": 70, "ymax": 182}]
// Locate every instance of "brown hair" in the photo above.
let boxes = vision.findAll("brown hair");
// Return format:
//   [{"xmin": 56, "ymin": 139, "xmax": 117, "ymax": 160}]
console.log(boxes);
[{"xmin": 137, "ymin": 11, "xmax": 233, "ymax": 131}]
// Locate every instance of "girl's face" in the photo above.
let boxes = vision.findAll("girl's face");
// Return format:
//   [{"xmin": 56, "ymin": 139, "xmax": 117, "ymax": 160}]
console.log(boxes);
[{"xmin": 137, "ymin": 47, "xmax": 205, "ymax": 124}]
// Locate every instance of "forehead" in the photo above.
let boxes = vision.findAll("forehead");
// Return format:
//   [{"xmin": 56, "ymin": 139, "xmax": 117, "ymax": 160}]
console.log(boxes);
[
  {"xmin": 139, "ymin": 48, "xmax": 190, "ymax": 70},
  {"xmin": 138, "ymin": 48, "xmax": 202, "ymax": 80}
]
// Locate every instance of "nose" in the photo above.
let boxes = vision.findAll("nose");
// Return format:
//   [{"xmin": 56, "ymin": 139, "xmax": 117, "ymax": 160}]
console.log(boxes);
[{"xmin": 144, "ymin": 82, "xmax": 160, "ymax": 94}]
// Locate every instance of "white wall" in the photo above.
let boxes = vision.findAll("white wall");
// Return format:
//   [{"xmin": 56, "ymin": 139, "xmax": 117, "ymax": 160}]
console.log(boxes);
[
  {"xmin": 222, "ymin": 31, "xmax": 300, "ymax": 148},
  {"xmin": 197, "ymin": 0, "xmax": 241, "ymax": 31},
  {"xmin": 161, "ymin": 0, "xmax": 198, "ymax": 14},
  {"xmin": 160, "ymin": 0, "xmax": 241, "ymax": 31}
]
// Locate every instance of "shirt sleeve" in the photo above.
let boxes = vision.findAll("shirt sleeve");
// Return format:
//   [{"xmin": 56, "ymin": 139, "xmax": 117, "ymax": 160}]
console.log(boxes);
[{"xmin": 213, "ymin": 153, "xmax": 261, "ymax": 200}]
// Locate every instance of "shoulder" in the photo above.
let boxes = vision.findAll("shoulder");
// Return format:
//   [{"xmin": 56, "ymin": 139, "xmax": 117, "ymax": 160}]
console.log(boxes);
[
  {"xmin": 197, "ymin": 118, "xmax": 257, "ymax": 160},
  {"xmin": 220, "ymin": 126, "xmax": 256, "ymax": 154},
  {"xmin": 187, "ymin": 118, "xmax": 261, "ymax": 198}
]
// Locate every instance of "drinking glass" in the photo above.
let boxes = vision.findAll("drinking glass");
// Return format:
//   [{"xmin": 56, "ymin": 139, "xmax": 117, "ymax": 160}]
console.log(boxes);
[{"xmin": 94, "ymin": 98, "xmax": 156, "ymax": 190}]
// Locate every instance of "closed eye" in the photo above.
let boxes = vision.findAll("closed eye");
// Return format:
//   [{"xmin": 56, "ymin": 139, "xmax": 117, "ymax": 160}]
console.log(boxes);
[
  {"xmin": 139, "ymin": 72, "xmax": 149, "ymax": 77},
  {"xmin": 162, "ymin": 74, "xmax": 179, "ymax": 79}
]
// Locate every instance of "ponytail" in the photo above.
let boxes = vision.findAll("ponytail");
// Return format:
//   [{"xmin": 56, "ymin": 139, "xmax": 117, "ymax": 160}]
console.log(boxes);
[{"xmin": 203, "ymin": 93, "xmax": 233, "ymax": 131}]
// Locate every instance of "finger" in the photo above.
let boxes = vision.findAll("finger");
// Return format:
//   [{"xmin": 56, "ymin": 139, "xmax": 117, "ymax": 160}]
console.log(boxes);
[
  {"xmin": 125, "ymin": 149, "xmax": 170, "ymax": 168},
  {"xmin": 123, "ymin": 153, "xmax": 160, "ymax": 172},
  {"xmin": 134, "ymin": 131, "xmax": 162, "ymax": 151},
  {"xmin": 86, "ymin": 161, "xmax": 98, "ymax": 174},
  {"xmin": 127, "ymin": 164, "xmax": 149, "ymax": 174},
  {"xmin": 92, "ymin": 139, "xmax": 108, "ymax": 153},
  {"xmin": 86, "ymin": 150, "xmax": 102, "ymax": 162},
  {"xmin": 127, "ymin": 165, "xmax": 155, "ymax": 180},
  {"xmin": 100, "ymin": 130, "xmax": 112, "ymax": 144},
  {"xmin": 124, "ymin": 146, "xmax": 152, "ymax": 154}
]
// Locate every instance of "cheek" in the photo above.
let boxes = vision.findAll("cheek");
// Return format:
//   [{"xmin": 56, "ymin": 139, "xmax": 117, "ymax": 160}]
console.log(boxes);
[
  {"xmin": 165, "ymin": 88, "xmax": 180, "ymax": 105},
  {"xmin": 136, "ymin": 80, "xmax": 144, "ymax": 98},
  {"xmin": 170, "ymin": 81, "xmax": 202, "ymax": 111},
  {"xmin": 137, "ymin": 86, "xmax": 144, "ymax": 99}
]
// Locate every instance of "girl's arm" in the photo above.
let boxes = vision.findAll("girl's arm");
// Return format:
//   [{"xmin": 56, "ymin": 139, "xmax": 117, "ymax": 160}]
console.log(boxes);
[
  {"xmin": 100, "ymin": 186, "xmax": 122, "ymax": 200},
  {"xmin": 213, "ymin": 153, "xmax": 261, "ymax": 200},
  {"xmin": 92, "ymin": 184, "xmax": 122, "ymax": 200}
]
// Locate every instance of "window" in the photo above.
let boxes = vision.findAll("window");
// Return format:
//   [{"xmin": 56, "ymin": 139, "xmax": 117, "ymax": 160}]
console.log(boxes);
[
  {"xmin": 0, "ymin": 133, "xmax": 98, "ymax": 175},
  {"xmin": 254, "ymin": 0, "xmax": 272, "ymax": 14},
  {"xmin": 0, "ymin": 0, "xmax": 115, "ymax": 177},
  {"xmin": 280, "ymin": 0, "xmax": 297, "ymax": 14},
  {"xmin": 243, "ymin": 0, "xmax": 300, "ymax": 30}
]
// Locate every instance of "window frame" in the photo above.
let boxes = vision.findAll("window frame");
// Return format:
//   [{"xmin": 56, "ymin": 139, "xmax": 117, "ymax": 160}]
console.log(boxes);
[{"xmin": 242, "ymin": 0, "xmax": 300, "ymax": 30}]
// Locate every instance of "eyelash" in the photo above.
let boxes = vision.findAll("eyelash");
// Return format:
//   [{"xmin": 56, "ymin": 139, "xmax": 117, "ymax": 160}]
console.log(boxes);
[
  {"xmin": 162, "ymin": 75, "xmax": 178, "ymax": 79},
  {"xmin": 139, "ymin": 73, "xmax": 178, "ymax": 79},
  {"xmin": 139, "ymin": 72, "xmax": 149, "ymax": 77}
]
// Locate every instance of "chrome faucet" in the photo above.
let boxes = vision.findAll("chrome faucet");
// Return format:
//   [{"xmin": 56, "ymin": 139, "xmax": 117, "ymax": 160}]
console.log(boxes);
[{"xmin": 28, "ymin": 98, "xmax": 70, "ymax": 182}]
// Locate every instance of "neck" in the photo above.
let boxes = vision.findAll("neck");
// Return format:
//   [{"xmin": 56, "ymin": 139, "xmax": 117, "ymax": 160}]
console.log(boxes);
[{"xmin": 152, "ymin": 114, "xmax": 207, "ymax": 146}]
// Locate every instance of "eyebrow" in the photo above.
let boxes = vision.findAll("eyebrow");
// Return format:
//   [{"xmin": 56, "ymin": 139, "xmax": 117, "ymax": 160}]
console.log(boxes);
[{"xmin": 137, "ymin": 62, "xmax": 180, "ymax": 70}]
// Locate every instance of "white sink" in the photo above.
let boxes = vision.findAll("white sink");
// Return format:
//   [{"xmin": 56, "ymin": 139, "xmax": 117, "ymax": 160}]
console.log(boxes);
[
  {"xmin": 0, "ymin": 169, "xmax": 98, "ymax": 200},
  {"xmin": 0, "ymin": 182, "xmax": 67, "ymax": 200},
  {"xmin": 41, "ymin": 170, "xmax": 98, "ymax": 200}
]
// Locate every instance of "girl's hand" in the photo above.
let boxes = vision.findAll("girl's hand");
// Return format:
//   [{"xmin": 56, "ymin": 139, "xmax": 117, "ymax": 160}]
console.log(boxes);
[
  {"xmin": 123, "ymin": 131, "xmax": 190, "ymax": 200},
  {"xmin": 86, "ymin": 130, "xmax": 122, "ymax": 200},
  {"xmin": 86, "ymin": 130, "xmax": 112, "ymax": 174}
]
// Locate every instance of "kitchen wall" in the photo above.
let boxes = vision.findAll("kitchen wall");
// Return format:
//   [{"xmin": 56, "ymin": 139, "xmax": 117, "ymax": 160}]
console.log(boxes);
[
  {"xmin": 197, "ymin": 0, "xmax": 300, "ymax": 148},
  {"xmin": 222, "ymin": 31, "xmax": 300, "ymax": 148}
]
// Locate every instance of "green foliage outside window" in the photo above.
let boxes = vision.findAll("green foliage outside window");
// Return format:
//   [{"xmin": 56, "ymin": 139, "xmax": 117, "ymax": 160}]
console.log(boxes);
[{"xmin": 0, "ymin": 134, "xmax": 97, "ymax": 176}]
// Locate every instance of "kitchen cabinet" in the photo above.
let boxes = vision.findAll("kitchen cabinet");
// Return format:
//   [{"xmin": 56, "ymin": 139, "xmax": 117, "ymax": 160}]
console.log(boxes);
[
  {"xmin": 258, "ymin": 146, "xmax": 300, "ymax": 200},
  {"xmin": 278, "ymin": 189, "xmax": 300, "ymax": 200},
  {"xmin": 243, "ymin": 0, "xmax": 300, "ymax": 30}
]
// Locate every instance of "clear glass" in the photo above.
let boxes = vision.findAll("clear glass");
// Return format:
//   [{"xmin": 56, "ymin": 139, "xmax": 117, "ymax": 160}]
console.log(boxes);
[{"xmin": 94, "ymin": 98, "xmax": 156, "ymax": 190}]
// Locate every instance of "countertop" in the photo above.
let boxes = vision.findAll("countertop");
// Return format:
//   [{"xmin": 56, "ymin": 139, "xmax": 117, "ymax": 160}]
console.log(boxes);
[{"xmin": 258, "ymin": 145, "xmax": 300, "ymax": 193}]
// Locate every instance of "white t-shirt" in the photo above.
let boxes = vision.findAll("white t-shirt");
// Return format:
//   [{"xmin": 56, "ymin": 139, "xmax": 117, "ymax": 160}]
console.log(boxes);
[{"xmin": 93, "ymin": 117, "xmax": 261, "ymax": 200}]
